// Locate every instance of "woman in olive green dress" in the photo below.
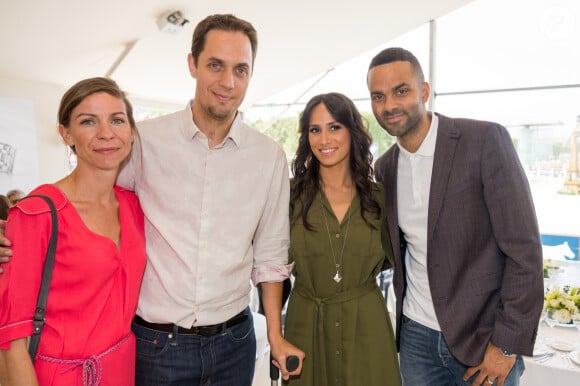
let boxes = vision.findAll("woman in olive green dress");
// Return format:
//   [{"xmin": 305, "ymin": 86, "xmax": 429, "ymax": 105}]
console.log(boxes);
[{"xmin": 284, "ymin": 92, "xmax": 401, "ymax": 386}]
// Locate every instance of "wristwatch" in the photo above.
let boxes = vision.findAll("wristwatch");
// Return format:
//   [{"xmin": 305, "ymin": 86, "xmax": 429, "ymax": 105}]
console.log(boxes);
[{"xmin": 499, "ymin": 347, "xmax": 516, "ymax": 357}]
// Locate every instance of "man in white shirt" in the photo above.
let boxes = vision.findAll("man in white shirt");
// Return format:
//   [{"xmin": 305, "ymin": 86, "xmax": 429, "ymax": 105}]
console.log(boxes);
[
  {"xmin": 117, "ymin": 14, "xmax": 303, "ymax": 385},
  {"xmin": 368, "ymin": 47, "xmax": 543, "ymax": 386}
]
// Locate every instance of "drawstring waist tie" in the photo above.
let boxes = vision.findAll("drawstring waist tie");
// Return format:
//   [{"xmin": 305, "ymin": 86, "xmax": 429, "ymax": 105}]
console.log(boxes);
[{"xmin": 38, "ymin": 333, "xmax": 131, "ymax": 386}]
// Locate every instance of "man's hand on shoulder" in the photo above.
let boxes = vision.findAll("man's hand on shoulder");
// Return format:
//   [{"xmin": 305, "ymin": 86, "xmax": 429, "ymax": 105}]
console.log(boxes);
[
  {"xmin": 0, "ymin": 220, "xmax": 12, "ymax": 274},
  {"xmin": 463, "ymin": 341, "xmax": 516, "ymax": 386}
]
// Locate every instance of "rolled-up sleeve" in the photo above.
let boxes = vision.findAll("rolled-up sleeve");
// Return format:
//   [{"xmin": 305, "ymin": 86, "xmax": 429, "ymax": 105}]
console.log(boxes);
[{"xmin": 251, "ymin": 147, "xmax": 292, "ymax": 285}]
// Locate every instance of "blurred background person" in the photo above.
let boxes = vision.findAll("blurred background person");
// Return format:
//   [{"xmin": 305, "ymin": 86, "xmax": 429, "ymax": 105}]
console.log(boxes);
[{"xmin": 5, "ymin": 189, "xmax": 24, "ymax": 207}]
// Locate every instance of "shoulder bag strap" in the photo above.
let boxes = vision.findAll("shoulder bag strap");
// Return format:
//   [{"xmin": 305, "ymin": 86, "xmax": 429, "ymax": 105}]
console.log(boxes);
[{"xmin": 17, "ymin": 194, "xmax": 58, "ymax": 363}]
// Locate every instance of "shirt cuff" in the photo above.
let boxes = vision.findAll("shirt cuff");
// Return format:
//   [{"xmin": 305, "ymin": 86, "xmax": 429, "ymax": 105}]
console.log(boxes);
[{"xmin": 251, "ymin": 263, "xmax": 293, "ymax": 286}]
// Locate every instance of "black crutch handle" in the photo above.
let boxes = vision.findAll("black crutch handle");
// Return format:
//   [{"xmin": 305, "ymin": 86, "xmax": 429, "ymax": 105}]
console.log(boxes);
[
  {"xmin": 270, "ymin": 355, "xmax": 300, "ymax": 382},
  {"xmin": 286, "ymin": 355, "xmax": 299, "ymax": 372}
]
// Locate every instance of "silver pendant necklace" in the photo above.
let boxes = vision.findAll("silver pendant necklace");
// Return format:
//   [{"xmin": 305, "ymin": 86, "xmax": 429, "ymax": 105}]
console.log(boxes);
[{"xmin": 319, "ymin": 187, "xmax": 353, "ymax": 283}]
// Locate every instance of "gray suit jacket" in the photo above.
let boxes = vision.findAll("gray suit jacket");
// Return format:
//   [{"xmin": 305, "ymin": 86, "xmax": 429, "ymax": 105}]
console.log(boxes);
[{"xmin": 375, "ymin": 113, "xmax": 544, "ymax": 366}]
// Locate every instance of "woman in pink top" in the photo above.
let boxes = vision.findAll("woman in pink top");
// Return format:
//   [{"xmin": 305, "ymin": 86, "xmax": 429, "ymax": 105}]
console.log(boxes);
[{"xmin": 0, "ymin": 77, "xmax": 146, "ymax": 385}]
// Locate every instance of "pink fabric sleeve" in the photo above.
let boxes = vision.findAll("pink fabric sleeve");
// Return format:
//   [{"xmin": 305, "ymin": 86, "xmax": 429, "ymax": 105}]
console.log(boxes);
[{"xmin": 0, "ymin": 207, "xmax": 51, "ymax": 349}]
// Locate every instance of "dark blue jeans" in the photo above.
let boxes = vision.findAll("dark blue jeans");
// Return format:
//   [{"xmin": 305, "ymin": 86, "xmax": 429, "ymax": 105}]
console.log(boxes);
[
  {"xmin": 132, "ymin": 309, "xmax": 256, "ymax": 386},
  {"xmin": 399, "ymin": 315, "xmax": 525, "ymax": 386}
]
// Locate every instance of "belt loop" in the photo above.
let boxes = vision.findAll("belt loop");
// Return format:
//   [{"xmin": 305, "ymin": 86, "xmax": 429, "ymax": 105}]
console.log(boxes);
[{"xmin": 170, "ymin": 324, "xmax": 179, "ymax": 346}]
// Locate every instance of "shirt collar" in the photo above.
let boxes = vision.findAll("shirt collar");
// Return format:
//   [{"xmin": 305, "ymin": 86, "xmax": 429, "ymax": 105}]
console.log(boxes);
[{"xmin": 183, "ymin": 100, "xmax": 243, "ymax": 148}]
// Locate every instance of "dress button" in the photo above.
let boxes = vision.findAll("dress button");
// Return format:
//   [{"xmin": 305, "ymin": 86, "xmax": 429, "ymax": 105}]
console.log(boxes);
[
  {"xmin": 335, "ymin": 349, "xmax": 341, "ymax": 355},
  {"xmin": 335, "ymin": 321, "xmax": 340, "ymax": 327},
  {"xmin": 335, "ymin": 233, "xmax": 340, "ymax": 238},
  {"xmin": 168, "ymin": 333, "xmax": 173, "ymax": 339}
]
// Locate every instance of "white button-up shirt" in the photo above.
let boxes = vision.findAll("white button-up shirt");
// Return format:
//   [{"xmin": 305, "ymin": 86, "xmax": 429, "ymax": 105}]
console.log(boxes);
[
  {"xmin": 118, "ymin": 101, "xmax": 291, "ymax": 327},
  {"xmin": 397, "ymin": 113, "xmax": 441, "ymax": 331}
]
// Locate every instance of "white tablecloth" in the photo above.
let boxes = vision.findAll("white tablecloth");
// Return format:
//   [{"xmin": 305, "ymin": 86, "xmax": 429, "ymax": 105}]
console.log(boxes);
[
  {"xmin": 521, "ymin": 320, "xmax": 580, "ymax": 385},
  {"xmin": 544, "ymin": 260, "xmax": 580, "ymax": 288}
]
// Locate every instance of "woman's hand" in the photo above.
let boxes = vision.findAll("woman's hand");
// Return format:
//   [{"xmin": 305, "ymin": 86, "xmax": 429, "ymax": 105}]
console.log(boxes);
[{"xmin": 269, "ymin": 335, "xmax": 305, "ymax": 380}]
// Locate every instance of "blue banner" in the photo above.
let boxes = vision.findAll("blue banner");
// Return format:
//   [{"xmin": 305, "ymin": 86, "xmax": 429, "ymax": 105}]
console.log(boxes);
[{"xmin": 541, "ymin": 234, "xmax": 579, "ymax": 261}]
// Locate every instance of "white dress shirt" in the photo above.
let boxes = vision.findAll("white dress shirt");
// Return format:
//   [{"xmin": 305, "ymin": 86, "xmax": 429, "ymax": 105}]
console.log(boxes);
[
  {"xmin": 118, "ymin": 101, "xmax": 291, "ymax": 327},
  {"xmin": 397, "ymin": 113, "xmax": 441, "ymax": 331}
]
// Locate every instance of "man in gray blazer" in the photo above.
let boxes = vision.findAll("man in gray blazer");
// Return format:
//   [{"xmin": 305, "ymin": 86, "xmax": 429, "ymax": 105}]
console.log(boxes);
[{"xmin": 367, "ymin": 47, "xmax": 543, "ymax": 386}]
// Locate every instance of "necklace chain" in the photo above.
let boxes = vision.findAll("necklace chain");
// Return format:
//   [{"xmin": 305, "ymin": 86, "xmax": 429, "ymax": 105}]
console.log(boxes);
[{"xmin": 319, "ymin": 187, "xmax": 352, "ymax": 283}]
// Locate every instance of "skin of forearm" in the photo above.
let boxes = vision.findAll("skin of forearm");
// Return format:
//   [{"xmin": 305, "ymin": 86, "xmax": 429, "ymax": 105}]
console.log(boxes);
[
  {"xmin": 0, "ymin": 338, "xmax": 39, "ymax": 386},
  {"xmin": 260, "ymin": 281, "xmax": 284, "ymax": 341}
]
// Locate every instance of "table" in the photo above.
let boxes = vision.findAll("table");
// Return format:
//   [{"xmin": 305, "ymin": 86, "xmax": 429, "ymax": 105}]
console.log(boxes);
[
  {"xmin": 521, "ymin": 319, "xmax": 580, "ymax": 385},
  {"xmin": 544, "ymin": 260, "xmax": 580, "ymax": 288}
]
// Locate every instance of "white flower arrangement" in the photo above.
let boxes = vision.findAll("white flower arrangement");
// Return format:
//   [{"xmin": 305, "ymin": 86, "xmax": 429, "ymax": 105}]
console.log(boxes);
[
  {"xmin": 543, "ymin": 285, "xmax": 580, "ymax": 324},
  {"xmin": 543, "ymin": 259, "xmax": 559, "ymax": 278}
]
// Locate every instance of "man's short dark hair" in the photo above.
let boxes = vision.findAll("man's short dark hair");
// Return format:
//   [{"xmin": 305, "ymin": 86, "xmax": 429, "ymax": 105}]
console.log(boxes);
[
  {"xmin": 190, "ymin": 14, "xmax": 258, "ymax": 67},
  {"xmin": 368, "ymin": 47, "xmax": 425, "ymax": 83}
]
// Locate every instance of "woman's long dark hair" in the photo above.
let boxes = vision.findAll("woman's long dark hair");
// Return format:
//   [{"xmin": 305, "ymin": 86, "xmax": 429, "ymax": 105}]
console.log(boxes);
[{"xmin": 290, "ymin": 92, "xmax": 381, "ymax": 230}]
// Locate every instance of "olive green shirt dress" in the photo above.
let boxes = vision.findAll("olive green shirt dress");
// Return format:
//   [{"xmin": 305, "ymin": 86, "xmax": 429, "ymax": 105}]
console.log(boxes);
[{"xmin": 284, "ymin": 183, "xmax": 401, "ymax": 386}]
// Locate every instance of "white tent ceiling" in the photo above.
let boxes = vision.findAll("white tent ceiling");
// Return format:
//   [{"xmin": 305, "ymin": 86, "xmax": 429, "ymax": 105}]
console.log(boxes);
[{"xmin": 0, "ymin": 0, "xmax": 474, "ymax": 108}]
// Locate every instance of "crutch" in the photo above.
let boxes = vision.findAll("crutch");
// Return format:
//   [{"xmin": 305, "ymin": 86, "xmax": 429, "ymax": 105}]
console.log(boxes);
[
  {"xmin": 270, "ymin": 355, "xmax": 299, "ymax": 386},
  {"xmin": 258, "ymin": 278, "xmax": 298, "ymax": 385}
]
